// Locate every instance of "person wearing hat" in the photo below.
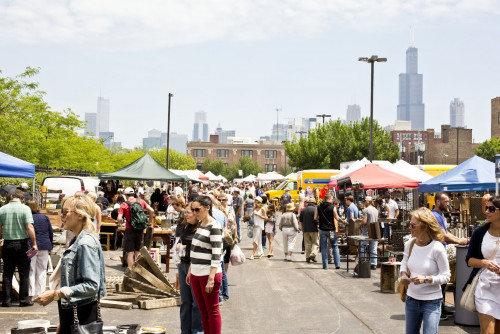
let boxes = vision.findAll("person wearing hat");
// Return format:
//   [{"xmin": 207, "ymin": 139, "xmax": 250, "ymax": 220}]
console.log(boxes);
[
  {"xmin": 249, "ymin": 196, "xmax": 267, "ymax": 260},
  {"xmin": 19, "ymin": 182, "xmax": 32, "ymax": 201},
  {"xmin": 357, "ymin": 196, "xmax": 380, "ymax": 270},
  {"xmin": 299, "ymin": 197, "xmax": 319, "ymax": 263},
  {"xmin": 279, "ymin": 202, "xmax": 299, "ymax": 261},
  {"xmin": 117, "ymin": 187, "xmax": 154, "ymax": 268}
]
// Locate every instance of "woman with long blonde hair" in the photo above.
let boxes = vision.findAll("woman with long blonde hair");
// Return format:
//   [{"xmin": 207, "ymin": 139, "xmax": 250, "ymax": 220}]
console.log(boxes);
[
  {"xmin": 400, "ymin": 207, "xmax": 450, "ymax": 334},
  {"xmin": 35, "ymin": 194, "xmax": 106, "ymax": 333}
]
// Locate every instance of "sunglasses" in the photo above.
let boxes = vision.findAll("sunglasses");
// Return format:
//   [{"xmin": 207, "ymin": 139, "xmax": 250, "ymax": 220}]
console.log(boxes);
[
  {"xmin": 485, "ymin": 205, "xmax": 499, "ymax": 212},
  {"xmin": 61, "ymin": 209, "xmax": 73, "ymax": 217},
  {"xmin": 219, "ymin": 199, "xmax": 227, "ymax": 202},
  {"xmin": 192, "ymin": 207, "xmax": 202, "ymax": 212}
]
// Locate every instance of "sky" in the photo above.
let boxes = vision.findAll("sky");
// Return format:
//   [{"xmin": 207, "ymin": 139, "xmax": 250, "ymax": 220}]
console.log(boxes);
[{"xmin": 1, "ymin": 0, "xmax": 500, "ymax": 149}]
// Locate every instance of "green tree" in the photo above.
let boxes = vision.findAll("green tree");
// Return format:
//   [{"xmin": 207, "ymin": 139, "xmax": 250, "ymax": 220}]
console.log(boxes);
[
  {"xmin": 148, "ymin": 148, "xmax": 196, "ymax": 170},
  {"xmin": 285, "ymin": 118, "xmax": 399, "ymax": 170},
  {"xmin": 229, "ymin": 156, "xmax": 263, "ymax": 179},
  {"xmin": 476, "ymin": 137, "xmax": 500, "ymax": 162}
]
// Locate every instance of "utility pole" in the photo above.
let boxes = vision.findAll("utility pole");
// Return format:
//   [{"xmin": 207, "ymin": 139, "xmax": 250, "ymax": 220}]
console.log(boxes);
[
  {"xmin": 166, "ymin": 93, "xmax": 173, "ymax": 169},
  {"xmin": 296, "ymin": 130, "xmax": 307, "ymax": 138}
]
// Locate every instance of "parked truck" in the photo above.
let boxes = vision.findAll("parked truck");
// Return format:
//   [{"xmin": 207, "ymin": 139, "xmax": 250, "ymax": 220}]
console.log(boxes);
[{"xmin": 264, "ymin": 169, "xmax": 341, "ymax": 202}]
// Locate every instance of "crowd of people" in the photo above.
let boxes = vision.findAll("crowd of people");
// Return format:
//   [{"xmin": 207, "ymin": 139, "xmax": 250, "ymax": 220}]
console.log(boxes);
[{"xmin": 1, "ymin": 180, "xmax": 499, "ymax": 334}]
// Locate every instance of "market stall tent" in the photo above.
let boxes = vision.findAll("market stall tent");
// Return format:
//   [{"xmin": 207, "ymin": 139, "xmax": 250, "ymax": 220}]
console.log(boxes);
[
  {"xmin": 204, "ymin": 171, "xmax": 219, "ymax": 181},
  {"xmin": 256, "ymin": 172, "xmax": 285, "ymax": 182},
  {"xmin": 0, "ymin": 151, "xmax": 35, "ymax": 178},
  {"xmin": 392, "ymin": 160, "xmax": 432, "ymax": 182},
  {"xmin": 170, "ymin": 169, "xmax": 209, "ymax": 183},
  {"xmin": 418, "ymin": 155, "xmax": 496, "ymax": 193},
  {"xmin": 99, "ymin": 153, "xmax": 187, "ymax": 182},
  {"xmin": 328, "ymin": 163, "xmax": 420, "ymax": 190}
]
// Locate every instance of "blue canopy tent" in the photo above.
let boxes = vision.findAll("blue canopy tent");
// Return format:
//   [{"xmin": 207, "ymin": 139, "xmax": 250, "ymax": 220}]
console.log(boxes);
[
  {"xmin": 0, "ymin": 152, "xmax": 36, "ymax": 193},
  {"xmin": 418, "ymin": 155, "xmax": 496, "ymax": 193}
]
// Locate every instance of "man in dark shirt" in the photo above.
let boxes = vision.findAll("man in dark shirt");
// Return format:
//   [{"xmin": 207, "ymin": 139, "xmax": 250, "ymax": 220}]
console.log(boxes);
[
  {"xmin": 280, "ymin": 189, "xmax": 292, "ymax": 212},
  {"xmin": 232, "ymin": 189, "xmax": 243, "ymax": 242},
  {"xmin": 299, "ymin": 198, "xmax": 319, "ymax": 262},
  {"xmin": 314, "ymin": 194, "xmax": 340, "ymax": 269}
]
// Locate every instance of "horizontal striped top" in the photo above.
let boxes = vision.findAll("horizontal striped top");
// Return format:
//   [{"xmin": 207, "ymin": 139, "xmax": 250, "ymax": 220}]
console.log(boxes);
[{"xmin": 190, "ymin": 220, "xmax": 223, "ymax": 276}]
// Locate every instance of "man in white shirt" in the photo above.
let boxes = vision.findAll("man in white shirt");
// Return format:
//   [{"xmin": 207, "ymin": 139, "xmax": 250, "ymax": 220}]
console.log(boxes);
[
  {"xmin": 173, "ymin": 183, "xmax": 183, "ymax": 197},
  {"xmin": 385, "ymin": 192, "xmax": 400, "ymax": 221}
]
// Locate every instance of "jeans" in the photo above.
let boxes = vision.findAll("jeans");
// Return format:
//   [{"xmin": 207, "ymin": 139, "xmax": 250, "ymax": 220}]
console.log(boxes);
[
  {"xmin": 219, "ymin": 260, "xmax": 228, "ymax": 302},
  {"xmin": 178, "ymin": 262, "xmax": 203, "ymax": 334},
  {"xmin": 380, "ymin": 222, "xmax": 389, "ymax": 239},
  {"xmin": 235, "ymin": 215, "xmax": 241, "ymax": 242},
  {"xmin": 319, "ymin": 230, "xmax": 340, "ymax": 269},
  {"xmin": 191, "ymin": 273, "xmax": 223, "ymax": 334},
  {"xmin": 2, "ymin": 239, "xmax": 31, "ymax": 305},
  {"xmin": 405, "ymin": 296, "xmax": 441, "ymax": 334},
  {"xmin": 360, "ymin": 232, "xmax": 378, "ymax": 266}
]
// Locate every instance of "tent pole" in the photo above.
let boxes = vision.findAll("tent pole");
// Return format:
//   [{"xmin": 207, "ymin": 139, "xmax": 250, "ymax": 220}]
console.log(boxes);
[{"xmin": 496, "ymin": 177, "xmax": 499, "ymax": 196}]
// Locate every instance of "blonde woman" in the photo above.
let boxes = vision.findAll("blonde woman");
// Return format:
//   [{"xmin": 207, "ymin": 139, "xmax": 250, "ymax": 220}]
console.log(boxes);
[
  {"xmin": 400, "ymin": 208, "xmax": 450, "ymax": 334},
  {"xmin": 249, "ymin": 197, "xmax": 267, "ymax": 260},
  {"xmin": 86, "ymin": 191, "xmax": 102, "ymax": 232},
  {"xmin": 35, "ymin": 194, "xmax": 106, "ymax": 333}
]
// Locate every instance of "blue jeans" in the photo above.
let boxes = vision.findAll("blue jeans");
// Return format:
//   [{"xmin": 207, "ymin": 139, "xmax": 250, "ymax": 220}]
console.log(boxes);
[
  {"xmin": 405, "ymin": 296, "xmax": 441, "ymax": 334},
  {"xmin": 380, "ymin": 222, "xmax": 389, "ymax": 239},
  {"xmin": 319, "ymin": 230, "xmax": 340, "ymax": 269},
  {"xmin": 219, "ymin": 260, "xmax": 228, "ymax": 301},
  {"xmin": 360, "ymin": 232, "xmax": 378, "ymax": 266},
  {"xmin": 178, "ymin": 262, "xmax": 203, "ymax": 334},
  {"xmin": 236, "ymin": 215, "xmax": 241, "ymax": 242}
]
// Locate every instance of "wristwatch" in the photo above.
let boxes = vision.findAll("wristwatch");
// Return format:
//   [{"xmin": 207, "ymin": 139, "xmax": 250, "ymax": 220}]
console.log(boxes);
[{"xmin": 424, "ymin": 277, "xmax": 430, "ymax": 284}]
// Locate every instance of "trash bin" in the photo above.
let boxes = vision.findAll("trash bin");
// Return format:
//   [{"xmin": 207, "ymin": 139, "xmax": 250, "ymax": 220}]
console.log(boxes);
[{"xmin": 455, "ymin": 245, "xmax": 479, "ymax": 326}]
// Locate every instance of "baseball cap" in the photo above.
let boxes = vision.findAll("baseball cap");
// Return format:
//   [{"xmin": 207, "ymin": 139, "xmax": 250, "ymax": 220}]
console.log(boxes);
[
  {"xmin": 255, "ymin": 196, "xmax": 263, "ymax": 203},
  {"xmin": 20, "ymin": 182, "xmax": 29, "ymax": 190},
  {"xmin": 124, "ymin": 187, "xmax": 135, "ymax": 195}
]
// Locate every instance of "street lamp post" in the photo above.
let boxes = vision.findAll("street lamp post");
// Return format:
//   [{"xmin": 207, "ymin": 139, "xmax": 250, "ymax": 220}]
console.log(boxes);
[
  {"xmin": 295, "ymin": 130, "xmax": 307, "ymax": 138},
  {"xmin": 358, "ymin": 55, "xmax": 387, "ymax": 162},
  {"xmin": 316, "ymin": 114, "xmax": 331, "ymax": 124},
  {"xmin": 166, "ymin": 93, "xmax": 173, "ymax": 169}
]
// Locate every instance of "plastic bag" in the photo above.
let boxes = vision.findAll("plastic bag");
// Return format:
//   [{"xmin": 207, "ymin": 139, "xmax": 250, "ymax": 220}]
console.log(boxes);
[
  {"xmin": 230, "ymin": 245, "xmax": 246, "ymax": 266},
  {"xmin": 247, "ymin": 227, "xmax": 253, "ymax": 239}
]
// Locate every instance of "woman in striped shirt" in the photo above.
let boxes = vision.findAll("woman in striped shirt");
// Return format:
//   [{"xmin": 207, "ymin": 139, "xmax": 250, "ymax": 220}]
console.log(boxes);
[{"xmin": 187, "ymin": 196, "xmax": 223, "ymax": 334}]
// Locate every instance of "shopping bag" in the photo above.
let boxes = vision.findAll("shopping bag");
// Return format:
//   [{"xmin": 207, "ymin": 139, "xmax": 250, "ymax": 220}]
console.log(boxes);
[{"xmin": 230, "ymin": 245, "xmax": 246, "ymax": 266}]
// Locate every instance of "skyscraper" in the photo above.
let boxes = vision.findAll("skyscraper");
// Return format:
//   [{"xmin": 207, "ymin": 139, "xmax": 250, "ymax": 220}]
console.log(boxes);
[
  {"xmin": 397, "ymin": 46, "xmax": 425, "ymax": 130},
  {"xmin": 214, "ymin": 124, "xmax": 236, "ymax": 144},
  {"xmin": 97, "ymin": 96, "xmax": 110, "ymax": 133},
  {"xmin": 450, "ymin": 98, "xmax": 465, "ymax": 128},
  {"xmin": 192, "ymin": 111, "xmax": 209, "ymax": 142},
  {"xmin": 346, "ymin": 104, "xmax": 361, "ymax": 123},
  {"xmin": 84, "ymin": 113, "xmax": 98, "ymax": 137}
]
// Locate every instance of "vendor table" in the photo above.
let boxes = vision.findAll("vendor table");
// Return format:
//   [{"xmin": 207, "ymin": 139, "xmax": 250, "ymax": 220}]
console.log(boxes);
[
  {"xmin": 346, "ymin": 236, "xmax": 388, "ymax": 273},
  {"xmin": 100, "ymin": 221, "xmax": 119, "ymax": 250},
  {"xmin": 117, "ymin": 227, "xmax": 173, "ymax": 273}
]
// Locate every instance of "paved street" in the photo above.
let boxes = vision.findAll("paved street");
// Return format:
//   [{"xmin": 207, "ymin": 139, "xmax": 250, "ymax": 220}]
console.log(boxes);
[{"xmin": 1, "ymin": 223, "xmax": 481, "ymax": 333}]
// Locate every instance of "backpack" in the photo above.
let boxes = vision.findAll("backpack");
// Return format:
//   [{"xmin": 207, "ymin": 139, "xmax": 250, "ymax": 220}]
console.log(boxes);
[{"xmin": 126, "ymin": 200, "xmax": 149, "ymax": 230}]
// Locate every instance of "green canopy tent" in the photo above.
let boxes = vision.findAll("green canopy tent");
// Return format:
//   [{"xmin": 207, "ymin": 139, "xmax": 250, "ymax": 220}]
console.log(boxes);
[{"xmin": 98, "ymin": 153, "xmax": 188, "ymax": 182}]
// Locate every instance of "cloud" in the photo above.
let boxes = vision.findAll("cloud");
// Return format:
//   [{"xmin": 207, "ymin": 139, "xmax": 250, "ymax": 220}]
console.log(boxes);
[{"xmin": 1, "ymin": 0, "xmax": 498, "ymax": 50}]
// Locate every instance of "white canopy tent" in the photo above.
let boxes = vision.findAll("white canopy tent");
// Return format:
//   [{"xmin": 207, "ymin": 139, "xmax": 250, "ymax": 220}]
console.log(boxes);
[
  {"xmin": 204, "ymin": 171, "xmax": 219, "ymax": 181},
  {"xmin": 242, "ymin": 174, "xmax": 257, "ymax": 182},
  {"xmin": 170, "ymin": 169, "xmax": 209, "ymax": 183},
  {"xmin": 333, "ymin": 158, "xmax": 394, "ymax": 180},
  {"xmin": 256, "ymin": 171, "xmax": 285, "ymax": 182},
  {"xmin": 392, "ymin": 160, "xmax": 432, "ymax": 182},
  {"xmin": 285, "ymin": 172, "xmax": 297, "ymax": 180},
  {"xmin": 217, "ymin": 174, "xmax": 228, "ymax": 182}
]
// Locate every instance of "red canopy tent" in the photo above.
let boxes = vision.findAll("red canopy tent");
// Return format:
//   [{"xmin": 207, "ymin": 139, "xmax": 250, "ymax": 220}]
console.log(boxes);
[{"xmin": 328, "ymin": 164, "xmax": 420, "ymax": 190}]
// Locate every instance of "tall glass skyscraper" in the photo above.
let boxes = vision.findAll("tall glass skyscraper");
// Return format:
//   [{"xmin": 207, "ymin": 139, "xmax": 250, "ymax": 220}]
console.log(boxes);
[
  {"xmin": 450, "ymin": 98, "xmax": 465, "ymax": 128},
  {"xmin": 97, "ymin": 96, "xmax": 110, "ymax": 133},
  {"xmin": 346, "ymin": 104, "xmax": 361, "ymax": 123},
  {"xmin": 192, "ymin": 111, "xmax": 209, "ymax": 142},
  {"xmin": 397, "ymin": 46, "xmax": 425, "ymax": 130}
]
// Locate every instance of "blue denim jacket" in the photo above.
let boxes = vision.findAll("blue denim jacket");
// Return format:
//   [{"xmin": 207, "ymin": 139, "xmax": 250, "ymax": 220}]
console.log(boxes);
[{"xmin": 59, "ymin": 230, "xmax": 106, "ymax": 308}]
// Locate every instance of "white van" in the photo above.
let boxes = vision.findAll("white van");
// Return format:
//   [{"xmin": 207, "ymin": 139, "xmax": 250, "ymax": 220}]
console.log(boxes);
[{"xmin": 42, "ymin": 176, "xmax": 101, "ymax": 202}]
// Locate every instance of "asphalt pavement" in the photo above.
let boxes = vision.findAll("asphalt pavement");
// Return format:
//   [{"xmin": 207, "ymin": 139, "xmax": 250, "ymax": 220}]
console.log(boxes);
[{"xmin": 0, "ymin": 222, "xmax": 481, "ymax": 333}]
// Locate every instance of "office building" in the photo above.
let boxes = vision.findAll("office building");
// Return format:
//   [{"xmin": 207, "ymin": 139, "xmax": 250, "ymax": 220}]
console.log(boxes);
[
  {"xmin": 161, "ymin": 132, "xmax": 188, "ymax": 153},
  {"xmin": 187, "ymin": 140, "xmax": 287, "ymax": 172},
  {"xmin": 450, "ymin": 98, "xmax": 465, "ymax": 128},
  {"xmin": 97, "ymin": 96, "xmax": 110, "ymax": 133},
  {"xmin": 397, "ymin": 46, "xmax": 425, "ymax": 130},
  {"xmin": 193, "ymin": 111, "xmax": 209, "ymax": 142},
  {"xmin": 214, "ymin": 124, "xmax": 236, "ymax": 144},
  {"xmin": 346, "ymin": 104, "xmax": 361, "ymax": 123},
  {"xmin": 84, "ymin": 113, "xmax": 98, "ymax": 137}
]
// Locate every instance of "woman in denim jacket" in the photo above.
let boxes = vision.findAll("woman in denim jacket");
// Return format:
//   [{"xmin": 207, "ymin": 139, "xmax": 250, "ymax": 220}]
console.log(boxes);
[{"xmin": 35, "ymin": 194, "xmax": 106, "ymax": 333}]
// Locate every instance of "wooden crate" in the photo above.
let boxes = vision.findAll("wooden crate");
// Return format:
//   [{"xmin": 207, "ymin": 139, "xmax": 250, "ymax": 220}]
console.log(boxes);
[{"xmin": 380, "ymin": 263, "xmax": 401, "ymax": 293}]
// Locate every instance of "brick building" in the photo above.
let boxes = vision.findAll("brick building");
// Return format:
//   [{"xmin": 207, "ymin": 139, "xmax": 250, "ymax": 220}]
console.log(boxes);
[
  {"xmin": 390, "ymin": 130, "xmax": 428, "ymax": 164},
  {"xmin": 424, "ymin": 125, "xmax": 479, "ymax": 164},
  {"xmin": 186, "ymin": 136, "xmax": 287, "ymax": 172},
  {"xmin": 491, "ymin": 97, "xmax": 500, "ymax": 138}
]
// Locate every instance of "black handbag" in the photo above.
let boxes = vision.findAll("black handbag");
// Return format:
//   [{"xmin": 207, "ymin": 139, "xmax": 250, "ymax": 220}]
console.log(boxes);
[{"xmin": 72, "ymin": 300, "xmax": 103, "ymax": 334}]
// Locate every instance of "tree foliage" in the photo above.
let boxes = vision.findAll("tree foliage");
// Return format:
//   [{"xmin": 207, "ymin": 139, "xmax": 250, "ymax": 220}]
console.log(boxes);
[
  {"xmin": 476, "ymin": 137, "xmax": 500, "ymax": 162},
  {"xmin": 0, "ymin": 67, "xmax": 195, "ymax": 175},
  {"xmin": 285, "ymin": 118, "xmax": 399, "ymax": 170},
  {"xmin": 228, "ymin": 156, "xmax": 263, "ymax": 179},
  {"xmin": 201, "ymin": 158, "xmax": 230, "ymax": 178}
]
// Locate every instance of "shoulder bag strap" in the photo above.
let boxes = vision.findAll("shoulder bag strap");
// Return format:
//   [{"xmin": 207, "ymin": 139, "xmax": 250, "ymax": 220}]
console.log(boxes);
[{"xmin": 407, "ymin": 239, "xmax": 416, "ymax": 277}]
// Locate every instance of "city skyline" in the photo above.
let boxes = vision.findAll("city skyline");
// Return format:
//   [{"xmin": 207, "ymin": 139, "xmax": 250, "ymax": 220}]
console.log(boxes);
[{"xmin": 1, "ymin": 1, "xmax": 499, "ymax": 148}]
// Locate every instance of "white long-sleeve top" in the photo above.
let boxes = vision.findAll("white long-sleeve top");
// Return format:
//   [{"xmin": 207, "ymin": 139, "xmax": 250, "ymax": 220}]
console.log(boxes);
[{"xmin": 400, "ymin": 238, "xmax": 450, "ymax": 301}]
